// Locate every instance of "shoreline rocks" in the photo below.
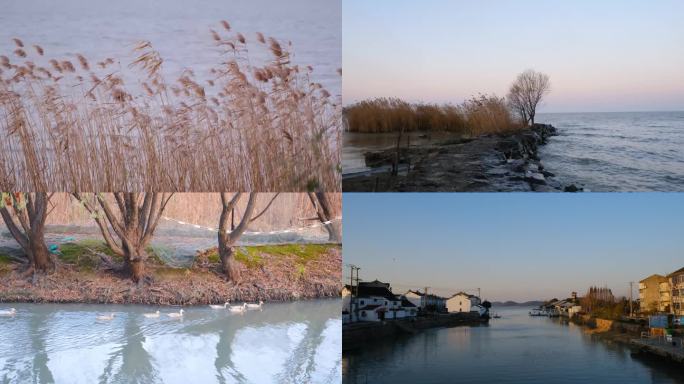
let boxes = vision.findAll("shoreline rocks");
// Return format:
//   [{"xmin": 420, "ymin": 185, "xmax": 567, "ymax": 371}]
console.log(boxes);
[{"xmin": 343, "ymin": 124, "xmax": 583, "ymax": 192}]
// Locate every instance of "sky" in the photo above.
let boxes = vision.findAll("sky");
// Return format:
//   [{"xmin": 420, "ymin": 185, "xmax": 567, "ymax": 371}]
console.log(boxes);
[
  {"xmin": 343, "ymin": 0, "xmax": 684, "ymax": 112},
  {"xmin": 343, "ymin": 193, "xmax": 684, "ymax": 302}
]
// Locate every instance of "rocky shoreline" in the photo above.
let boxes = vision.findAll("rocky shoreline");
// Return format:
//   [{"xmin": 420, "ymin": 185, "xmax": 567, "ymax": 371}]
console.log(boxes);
[{"xmin": 343, "ymin": 124, "xmax": 584, "ymax": 192}]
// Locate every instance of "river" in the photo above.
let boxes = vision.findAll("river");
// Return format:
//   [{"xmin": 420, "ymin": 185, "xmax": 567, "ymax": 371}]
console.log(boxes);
[
  {"xmin": 0, "ymin": 299, "xmax": 341, "ymax": 384},
  {"xmin": 342, "ymin": 307, "xmax": 684, "ymax": 384}
]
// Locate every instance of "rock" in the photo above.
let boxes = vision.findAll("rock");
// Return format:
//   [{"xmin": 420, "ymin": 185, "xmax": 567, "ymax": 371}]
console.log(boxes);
[
  {"xmin": 524, "ymin": 171, "xmax": 546, "ymax": 185},
  {"xmin": 564, "ymin": 184, "xmax": 582, "ymax": 192},
  {"xmin": 542, "ymin": 170, "xmax": 555, "ymax": 178}
]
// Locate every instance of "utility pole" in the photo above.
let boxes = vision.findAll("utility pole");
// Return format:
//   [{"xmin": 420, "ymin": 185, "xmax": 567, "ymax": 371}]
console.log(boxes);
[
  {"xmin": 346, "ymin": 264, "xmax": 360, "ymax": 322},
  {"xmin": 477, "ymin": 288, "xmax": 481, "ymax": 299},
  {"xmin": 629, "ymin": 281, "xmax": 634, "ymax": 317},
  {"xmin": 424, "ymin": 286, "xmax": 430, "ymax": 311}
]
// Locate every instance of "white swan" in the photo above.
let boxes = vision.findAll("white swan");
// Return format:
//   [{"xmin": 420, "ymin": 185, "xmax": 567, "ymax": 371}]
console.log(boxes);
[
  {"xmin": 167, "ymin": 309, "xmax": 184, "ymax": 318},
  {"xmin": 0, "ymin": 308, "xmax": 17, "ymax": 316},
  {"xmin": 209, "ymin": 302, "xmax": 229, "ymax": 309},
  {"xmin": 96, "ymin": 313, "xmax": 115, "ymax": 321},
  {"xmin": 245, "ymin": 300, "xmax": 264, "ymax": 310},
  {"xmin": 143, "ymin": 310, "xmax": 160, "ymax": 318},
  {"xmin": 229, "ymin": 303, "xmax": 247, "ymax": 312}
]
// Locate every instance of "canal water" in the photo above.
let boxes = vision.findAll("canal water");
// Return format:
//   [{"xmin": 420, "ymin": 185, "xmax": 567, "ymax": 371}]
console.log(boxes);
[
  {"xmin": 342, "ymin": 306, "xmax": 684, "ymax": 384},
  {"xmin": 0, "ymin": 299, "xmax": 341, "ymax": 384}
]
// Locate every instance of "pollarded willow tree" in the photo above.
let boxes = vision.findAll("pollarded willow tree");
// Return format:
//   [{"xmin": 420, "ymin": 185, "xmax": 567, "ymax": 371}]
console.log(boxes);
[
  {"xmin": 217, "ymin": 193, "xmax": 279, "ymax": 282},
  {"xmin": 507, "ymin": 69, "xmax": 550, "ymax": 126},
  {"xmin": 0, "ymin": 192, "xmax": 53, "ymax": 272},
  {"xmin": 307, "ymin": 192, "xmax": 341, "ymax": 243},
  {"xmin": 73, "ymin": 192, "xmax": 173, "ymax": 282}
]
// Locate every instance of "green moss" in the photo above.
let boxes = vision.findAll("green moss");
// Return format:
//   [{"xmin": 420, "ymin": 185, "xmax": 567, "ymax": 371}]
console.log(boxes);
[
  {"xmin": 199, "ymin": 243, "xmax": 337, "ymax": 269},
  {"xmin": 0, "ymin": 253, "xmax": 14, "ymax": 265},
  {"xmin": 58, "ymin": 240, "xmax": 119, "ymax": 271},
  {"xmin": 295, "ymin": 263, "xmax": 306, "ymax": 279}
]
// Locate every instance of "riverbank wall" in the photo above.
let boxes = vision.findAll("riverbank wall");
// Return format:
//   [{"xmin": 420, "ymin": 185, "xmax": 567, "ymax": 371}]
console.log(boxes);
[
  {"xmin": 570, "ymin": 314, "xmax": 684, "ymax": 365},
  {"xmin": 343, "ymin": 312, "xmax": 487, "ymax": 351}
]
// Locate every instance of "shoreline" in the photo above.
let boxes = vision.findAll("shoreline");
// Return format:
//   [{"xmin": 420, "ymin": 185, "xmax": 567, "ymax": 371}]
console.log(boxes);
[
  {"xmin": 0, "ymin": 244, "xmax": 342, "ymax": 306},
  {"xmin": 343, "ymin": 124, "xmax": 583, "ymax": 192},
  {"xmin": 343, "ymin": 312, "xmax": 488, "ymax": 352},
  {"xmin": 569, "ymin": 315, "xmax": 684, "ymax": 365}
]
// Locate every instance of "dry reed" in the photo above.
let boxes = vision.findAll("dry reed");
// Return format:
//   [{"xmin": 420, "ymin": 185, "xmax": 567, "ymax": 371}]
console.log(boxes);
[
  {"xmin": 0, "ymin": 22, "xmax": 341, "ymax": 192},
  {"xmin": 344, "ymin": 95, "xmax": 522, "ymax": 136}
]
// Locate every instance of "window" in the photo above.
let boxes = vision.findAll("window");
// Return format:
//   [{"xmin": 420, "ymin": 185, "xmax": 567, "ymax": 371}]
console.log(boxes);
[
  {"xmin": 360, "ymin": 300, "xmax": 365, "ymax": 305},
  {"xmin": 361, "ymin": 311, "xmax": 367, "ymax": 317}
]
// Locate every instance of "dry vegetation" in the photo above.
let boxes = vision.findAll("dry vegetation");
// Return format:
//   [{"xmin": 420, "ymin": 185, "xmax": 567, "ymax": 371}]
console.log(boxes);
[
  {"xmin": 0, "ymin": 21, "xmax": 341, "ymax": 192},
  {"xmin": 344, "ymin": 95, "xmax": 522, "ymax": 136},
  {"xmin": 0, "ymin": 243, "xmax": 341, "ymax": 304}
]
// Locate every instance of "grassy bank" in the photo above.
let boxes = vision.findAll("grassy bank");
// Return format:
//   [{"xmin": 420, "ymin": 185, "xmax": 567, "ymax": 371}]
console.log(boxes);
[{"xmin": 0, "ymin": 242, "xmax": 341, "ymax": 305}]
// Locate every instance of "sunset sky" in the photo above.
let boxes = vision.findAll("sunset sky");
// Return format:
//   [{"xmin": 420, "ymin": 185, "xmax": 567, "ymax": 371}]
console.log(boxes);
[
  {"xmin": 343, "ymin": 193, "xmax": 684, "ymax": 302},
  {"xmin": 343, "ymin": 0, "xmax": 684, "ymax": 112}
]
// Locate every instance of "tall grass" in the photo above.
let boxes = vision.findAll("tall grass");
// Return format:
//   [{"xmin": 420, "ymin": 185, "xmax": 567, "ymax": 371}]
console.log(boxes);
[
  {"xmin": 344, "ymin": 95, "xmax": 521, "ymax": 136},
  {"xmin": 0, "ymin": 22, "xmax": 341, "ymax": 192}
]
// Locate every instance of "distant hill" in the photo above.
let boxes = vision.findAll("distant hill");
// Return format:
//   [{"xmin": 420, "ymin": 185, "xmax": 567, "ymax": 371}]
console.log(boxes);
[{"xmin": 492, "ymin": 300, "xmax": 543, "ymax": 307}]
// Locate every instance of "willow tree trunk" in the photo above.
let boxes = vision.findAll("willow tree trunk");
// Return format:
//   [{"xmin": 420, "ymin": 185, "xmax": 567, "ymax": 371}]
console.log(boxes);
[
  {"xmin": 123, "ymin": 243, "xmax": 146, "ymax": 283},
  {"xmin": 218, "ymin": 243, "xmax": 239, "ymax": 282},
  {"xmin": 28, "ymin": 230, "xmax": 51, "ymax": 272},
  {"xmin": 325, "ymin": 220, "xmax": 342, "ymax": 243}
]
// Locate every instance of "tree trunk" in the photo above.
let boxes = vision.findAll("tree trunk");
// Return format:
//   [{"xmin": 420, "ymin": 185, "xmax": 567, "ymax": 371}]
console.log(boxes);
[
  {"xmin": 219, "ymin": 244, "xmax": 240, "ymax": 282},
  {"xmin": 325, "ymin": 220, "xmax": 342, "ymax": 243},
  {"xmin": 29, "ymin": 231, "xmax": 52, "ymax": 272},
  {"xmin": 124, "ymin": 245, "xmax": 146, "ymax": 283}
]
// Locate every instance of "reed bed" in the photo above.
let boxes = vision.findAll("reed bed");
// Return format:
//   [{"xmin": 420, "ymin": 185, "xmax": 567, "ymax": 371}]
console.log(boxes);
[
  {"xmin": 0, "ymin": 22, "xmax": 341, "ymax": 192},
  {"xmin": 344, "ymin": 95, "xmax": 521, "ymax": 136}
]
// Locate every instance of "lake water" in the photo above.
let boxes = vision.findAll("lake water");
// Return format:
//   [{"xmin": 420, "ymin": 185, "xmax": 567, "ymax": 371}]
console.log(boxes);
[
  {"xmin": 0, "ymin": 0, "xmax": 341, "ymax": 94},
  {"xmin": 342, "ymin": 131, "xmax": 458, "ymax": 175},
  {"xmin": 342, "ymin": 307, "xmax": 684, "ymax": 384},
  {"xmin": 538, "ymin": 111, "xmax": 684, "ymax": 191},
  {"xmin": 0, "ymin": 299, "xmax": 341, "ymax": 384}
]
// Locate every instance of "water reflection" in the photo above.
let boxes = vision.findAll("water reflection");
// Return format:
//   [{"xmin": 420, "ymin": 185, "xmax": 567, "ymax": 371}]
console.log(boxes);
[
  {"xmin": 0, "ymin": 300, "xmax": 341, "ymax": 384},
  {"xmin": 343, "ymin": 307, "xmax": 684, "ymax": 384}
]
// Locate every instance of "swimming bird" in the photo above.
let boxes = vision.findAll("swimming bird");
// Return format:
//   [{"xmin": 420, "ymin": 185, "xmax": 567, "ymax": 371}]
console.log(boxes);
[
  {"xmin": 229, "ymin": 303, "xmax": 247, "ymax": 313},
  {"xmin": 167, "ymin": 309, "xmax": 184, "ymax": 318},
  {"xmin": 143, "ymin": 310, "xmax": 160, "ymax": 318},
  {"xmin": 0, "ymin": 308, "xmax": 17, "ymax": 316},
  {"xmin": 96, "ymin": 313, "xmax": 115, "ymax": 321},
  {"xmin": 245, "ymin": 300, "xmax": 264, "ymax": 310},
  {"xmin": 209, "ymin": 302, "xmax": 229, "ymax": 309}
]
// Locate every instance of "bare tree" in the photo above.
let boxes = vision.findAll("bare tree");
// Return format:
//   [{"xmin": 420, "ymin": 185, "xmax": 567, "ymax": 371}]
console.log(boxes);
[
  {"xmin": 307, "ymin": 192, "xmax": 341, "ymax": 243},
  {"xmin": 73, "ymin": 193, "xmax": 173, "ymax": 282},
  {"xmin": 0, "ymin": 192, "xmax": 53, "ymax": 272},
  {"xmin": 218, "ymin": 193, "xmax": 278, "ymax": 282},
  {"xmin": 507, "ymin": 70, "xmax": 550, "ymax": 126}
]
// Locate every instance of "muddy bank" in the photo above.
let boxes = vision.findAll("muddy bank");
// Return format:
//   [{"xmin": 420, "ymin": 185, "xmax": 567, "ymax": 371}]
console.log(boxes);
[
  {"xmin": 343, "ymin": 124, "xmax": 584, "ymax": 192},
  {"xmin": 0, "ymin": 244, "xmax": 342, "ymax": 305},
  {"xmin": 343, "ymin": 312, "xmax": 487, "ymax": 351},
  {"xmin": 570, "ymin": 315, "xmax": 646, "ymax": 344}
]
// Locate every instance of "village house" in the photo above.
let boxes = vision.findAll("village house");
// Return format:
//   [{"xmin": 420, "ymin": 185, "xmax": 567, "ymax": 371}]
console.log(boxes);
[
  {"xmin": 668, "ymin": 267, "xmax": 684, "ymax": 316},
  {"xmin": 639, "ymin": 274, "xmax": 670, "ymax": 314},
  {"xmin": 403, "ymin": 290, "xmax": 447, "ymax": 313},
  {"xmin": 446, "ymin": 292, "xmax": 485, "ymax": 315},
  {"xmin": 342, "ymin": 280, "xmax": 418, "ymax": 322}
]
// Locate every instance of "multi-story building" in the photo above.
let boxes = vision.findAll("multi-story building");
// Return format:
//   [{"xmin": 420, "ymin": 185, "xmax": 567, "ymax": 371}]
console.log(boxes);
[
  {"xmin": 639, "ymin": 274, "xmax": 670, "ymax": 314},
  {"xmin": 668, "ymin": 267, "xmax": 684, "ymax": 316}
]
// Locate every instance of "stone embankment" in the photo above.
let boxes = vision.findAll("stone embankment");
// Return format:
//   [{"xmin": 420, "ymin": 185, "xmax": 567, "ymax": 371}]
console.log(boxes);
[{"xmin": 343, "ymin": 312, "xmax": 487, "ymax": 351}]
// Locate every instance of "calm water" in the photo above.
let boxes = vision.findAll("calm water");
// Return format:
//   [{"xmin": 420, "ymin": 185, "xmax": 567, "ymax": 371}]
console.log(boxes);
[
  {"xmin": 342, "ymin": 131, "xmax": 458, "ymax": 175},
  {"xmin": 538, "ymin": 111, "xmax": 684, "ymax": 191},
  {"xmin": 343, "ymin": 307, "xmax": 684, "ymax": 384},
  {"xmin": 0, "ymin": 300, "xmax": 341, "ymax": 384},
  {"xmin": 0, "ymin": 0, "xmax": 341, "ymax": 94}
]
